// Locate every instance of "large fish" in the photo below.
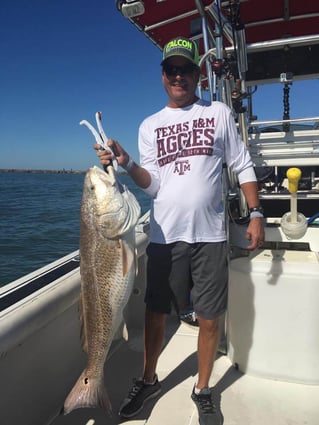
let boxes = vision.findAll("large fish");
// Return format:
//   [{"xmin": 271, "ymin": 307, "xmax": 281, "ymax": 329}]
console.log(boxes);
[{"xmin": 63, "ymin": 165, "xmax": 141, "ymax": 415}]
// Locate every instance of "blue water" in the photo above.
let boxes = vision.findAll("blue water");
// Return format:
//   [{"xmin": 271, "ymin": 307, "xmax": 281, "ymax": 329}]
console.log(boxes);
[{"xmin": 0, "ymin": 172, "xmax": 151, "ymax": 286}]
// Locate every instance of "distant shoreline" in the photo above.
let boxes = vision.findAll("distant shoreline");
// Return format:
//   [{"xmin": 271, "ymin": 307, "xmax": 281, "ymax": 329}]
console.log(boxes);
[
  {"xmin": 0, "ymin": 168, "xmax": 128, "ymax": 175},
  {"xmin": 0, "ymin": 168, "xmax": 86, "ymax": 174}
]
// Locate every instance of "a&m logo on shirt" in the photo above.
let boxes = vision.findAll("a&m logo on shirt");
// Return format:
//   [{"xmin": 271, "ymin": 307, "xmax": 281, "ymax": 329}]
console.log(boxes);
[{"xmin": 174, "ymin": 159, "xmax": 191, "ymax": 175}]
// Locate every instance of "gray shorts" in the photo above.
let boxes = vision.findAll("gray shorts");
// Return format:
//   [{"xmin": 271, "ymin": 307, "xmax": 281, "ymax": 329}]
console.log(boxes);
[{"xmin": 145, "ymin": 241, "xmax": 228, "ymax": 320}]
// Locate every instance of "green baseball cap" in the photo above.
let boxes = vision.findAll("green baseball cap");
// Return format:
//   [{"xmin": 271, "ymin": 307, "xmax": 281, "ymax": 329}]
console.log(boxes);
[{"xmin": 161, "ymin": 36, "xmax": 200, "ymax": 66}]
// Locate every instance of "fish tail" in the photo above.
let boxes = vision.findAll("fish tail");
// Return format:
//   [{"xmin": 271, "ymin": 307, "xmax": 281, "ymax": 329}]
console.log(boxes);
[{"xmin": 63, "ymin": 370, "xmax": 112, "ymax": 415}]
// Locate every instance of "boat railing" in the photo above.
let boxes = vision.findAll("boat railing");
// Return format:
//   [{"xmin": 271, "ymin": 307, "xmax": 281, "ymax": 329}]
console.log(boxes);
[
  {"xmin": 136, "ymin": 209, "xmax": 150, "ymax": 234},
  {"xmin": 248, "ymin": 125, "xmax": 319, "ymax": 167},
  {"xmin": 249, "ymin": 116, "xmax": 319, "ymax": 128}
]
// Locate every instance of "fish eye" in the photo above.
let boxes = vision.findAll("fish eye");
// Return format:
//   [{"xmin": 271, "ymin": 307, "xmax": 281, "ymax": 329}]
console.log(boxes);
[{"xmin": 90, "ymin": 184, "xmax": 95, "ymax": 190}]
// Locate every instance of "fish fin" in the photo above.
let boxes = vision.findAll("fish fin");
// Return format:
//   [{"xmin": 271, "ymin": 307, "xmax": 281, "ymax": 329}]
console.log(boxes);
[
  {"xmin": 79, "ymin": 293, "xmax": 88, "ymax": 353},
  {"xmin": 120, "ymin": 239, "xmax": 135, "ymax": 277},
  {"xmin": 63, "ymin": 370, "xmax": 112, "ymax": 416}
]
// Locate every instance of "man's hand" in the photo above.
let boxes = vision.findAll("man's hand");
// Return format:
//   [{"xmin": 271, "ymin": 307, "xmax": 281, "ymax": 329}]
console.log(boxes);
[
  {"xmin": 94, "ymin": 139, "xmax": 130, "ymax": 169},
  {"xmin": 245, "ymin": 217, "xmax": 265, "ymax": 250}
]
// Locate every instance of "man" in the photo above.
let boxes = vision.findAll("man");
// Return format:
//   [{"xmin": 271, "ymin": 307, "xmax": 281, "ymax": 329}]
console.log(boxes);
[{"xmin": 96, "ymin": 36, "xmax": 264, "ymax": 424}]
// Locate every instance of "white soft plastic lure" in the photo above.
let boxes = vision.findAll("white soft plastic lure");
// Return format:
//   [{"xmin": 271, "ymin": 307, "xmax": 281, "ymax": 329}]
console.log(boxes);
[{"xmin": 80, "ymin": 111, "xmax": 118, "ymax": 171}]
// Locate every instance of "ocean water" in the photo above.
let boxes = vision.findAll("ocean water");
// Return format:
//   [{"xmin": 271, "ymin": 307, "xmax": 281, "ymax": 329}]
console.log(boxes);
[{"xmin": 0, "ymin": 171, "xmax": 151, "ymax": 286}]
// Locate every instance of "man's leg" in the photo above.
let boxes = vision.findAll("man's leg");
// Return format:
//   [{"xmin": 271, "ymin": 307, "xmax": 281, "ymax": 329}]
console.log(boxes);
[
  {"xmin": 191, "ymin": 316, "xmax": 222, "ymax": 424},
  {"xmin": 196, "ymin": 316, "xmax": 220, "ymax": 389},
  {"xmin": 143, "ymin": 309, "xmax": 167, "ymax": 382},
  {"xmin": 118, "ymin": 308, "xmax": 165, "ymax": 418}
]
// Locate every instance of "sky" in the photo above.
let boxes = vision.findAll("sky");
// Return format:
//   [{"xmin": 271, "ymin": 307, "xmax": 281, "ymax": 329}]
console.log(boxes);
[{"xmin": 1, "ymin": 0, "xmax": 318, "ymax": 171}]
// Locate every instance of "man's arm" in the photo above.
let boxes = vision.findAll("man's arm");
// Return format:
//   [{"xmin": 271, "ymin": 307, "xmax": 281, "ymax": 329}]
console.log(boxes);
[{"xmin": 240, "ymin": 181, "xmax": 265, "ymax": 250}]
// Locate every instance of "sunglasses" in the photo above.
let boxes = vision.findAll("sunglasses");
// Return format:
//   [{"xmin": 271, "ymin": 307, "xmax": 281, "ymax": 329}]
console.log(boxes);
[{"xmin": 163, "ymin": 63, "xmax": 198, "ymax": 77}]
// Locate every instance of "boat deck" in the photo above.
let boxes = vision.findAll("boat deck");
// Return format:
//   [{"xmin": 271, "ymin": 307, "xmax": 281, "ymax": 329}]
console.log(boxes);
[{"xmin": 51, "ymin": 315, "xmax": 319, "ymax": 425}]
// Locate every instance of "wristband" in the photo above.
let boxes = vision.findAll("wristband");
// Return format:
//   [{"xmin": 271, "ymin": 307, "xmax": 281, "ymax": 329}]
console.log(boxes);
[
  {"xmin": 249, "ymin": 206, "xmax": 264, "ymax": 214},
  {"xmin": 250, "ymin": 211, "xmax": 264, "ymax": 219},
  {"xmin": 122, "ymin": 157, "xmax": 134, "ymax": 172}
]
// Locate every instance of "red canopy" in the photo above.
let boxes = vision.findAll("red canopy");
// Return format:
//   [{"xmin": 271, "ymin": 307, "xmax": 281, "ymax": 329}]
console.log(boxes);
[
  {"xmin": 129, "ymin": 0, "xmax": 319, "ymax": 48},
  {"xmin": 127, "ymin": 0, "xmax": 319, "ymax": 83}
]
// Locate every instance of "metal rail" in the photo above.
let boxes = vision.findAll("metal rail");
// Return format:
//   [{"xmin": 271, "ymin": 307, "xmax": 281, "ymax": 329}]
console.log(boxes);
[{"xmin": 250, "ymin": 117, "xmax": 319, "ymax": 127}]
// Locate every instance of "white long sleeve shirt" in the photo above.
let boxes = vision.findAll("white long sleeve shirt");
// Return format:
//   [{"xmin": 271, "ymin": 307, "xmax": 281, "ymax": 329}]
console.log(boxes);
[{"xmin": 138, "ymin": 99, "xmax": 256, "ymax": 244}]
